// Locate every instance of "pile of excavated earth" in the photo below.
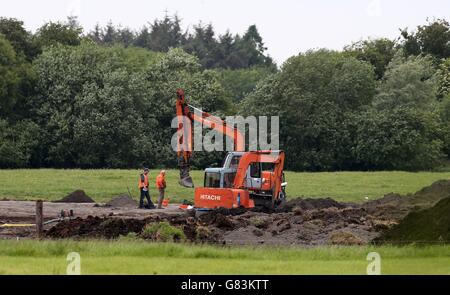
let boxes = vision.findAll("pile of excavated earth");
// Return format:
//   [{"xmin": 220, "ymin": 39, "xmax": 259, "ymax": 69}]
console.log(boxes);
[
  {"xmin": 45, "ymin": 180, "xmax": 450, "ymax": 246},
  {"xmin": 54, "ymin": 190, "xmax": 95, "ymax": 203},
  {"xmin": 104, "ymin": 195, "xmax": 138, "ymax": 208}
]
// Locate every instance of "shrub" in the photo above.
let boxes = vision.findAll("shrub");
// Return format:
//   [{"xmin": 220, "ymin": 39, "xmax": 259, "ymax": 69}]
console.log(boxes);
[
  {"xmin": 141, "ymin": 222, "xmax": 185, "ymax": 242},
  {"xmin": 195, "ymin": 226, "xmax": 212, "ymax": 240},
  {"xmin": 329, "ymin": 231, "xmax": 364, "ymax": 246}
]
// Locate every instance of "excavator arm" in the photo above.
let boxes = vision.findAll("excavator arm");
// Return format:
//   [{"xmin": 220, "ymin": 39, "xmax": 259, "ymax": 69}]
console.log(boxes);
[{"xmin": 176, "ymin": 89, "xmax": 244, "ymax": 187}]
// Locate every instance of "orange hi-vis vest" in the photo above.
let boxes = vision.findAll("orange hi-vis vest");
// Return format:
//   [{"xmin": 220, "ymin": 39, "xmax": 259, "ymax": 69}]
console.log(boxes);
[
  {"xmin": 139, "ymin": 173, "xmax": 149, "ymax": 189},
  {"xmin": 156, "ymin": 173, "xmax": 166, "ymax": 189}
]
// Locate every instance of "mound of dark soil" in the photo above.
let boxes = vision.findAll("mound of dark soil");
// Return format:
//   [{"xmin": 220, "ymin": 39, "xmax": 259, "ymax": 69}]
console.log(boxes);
[
  {"xmin": 47, "ymin": 216, "xmax": 146, "ymax": 239},
  {"xmin": 363, "ymin": 179, "xmax": 450, "ymax": 221},
  {"xmin": 374, "ymin": 196, "xmax": 450, "ymax": 244},
  {"xmin": 54, "ymin": 190, "xmax": 95, "ymax": 203},
  {"xmin": 414, "ymin": 179, "xmax": 450, "ymax": 198},
  {"xmin": 105, "ymin": 195, "xmax": 138, "ymax": 208}
]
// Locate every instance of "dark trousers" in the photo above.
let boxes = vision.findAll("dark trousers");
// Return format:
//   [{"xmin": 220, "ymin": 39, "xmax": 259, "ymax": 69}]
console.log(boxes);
[
  {"xmin": 157, "ymin": 188, "xmax": 165, "ymax": 209},
  {"xmin": 139, "ymin": 188, "xmax": 154, "ymax": 208}
]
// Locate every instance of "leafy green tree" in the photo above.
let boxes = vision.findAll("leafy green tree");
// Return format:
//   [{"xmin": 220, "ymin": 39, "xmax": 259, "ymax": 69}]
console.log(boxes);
[
  {"xmin": 400, "ymin": 28, "xmax": 421, "ymax": 57},
  {"xmin": 147, "ymin": 14, "xmax": 185, "ymax": 52},
  {"xmin": 148, "ymin": 48, "xmax": 230, "ymax": 113},
  {"xmin": 181, "ymin": 23, "xmax": 274, "ymax": 69},
  {"xmin": 401, "ymin": 19, "xmax": 450, "ymax": 59},
  {"xmin": 88, "ymin": 24, "xmax": 103, "ymax": 44},
  {"xmin": 101, "ymin": 21, "xmax": 118, "ymax": 44},
  {"xmin": 238, "ymin": 25, "xmax": 273, "ymax": 67},
  {"xmin": 183, "ymin": 23, "xmax": 218, "ymax": 68},
  {"xmin": 416, "ymin": 19, "xmax": 450, "ymax": 59},
  {"xmin": 117, "ymin": 27, "xmax": 135, "ymax": 47},
  {"xmin": 0, "ymin": 119, "xmax": 40, "ymax": 167},
  {"xmin": 0, "ymin": 35, "xmax": 20, "ymax": 118},
  {"xmin": 33, "ymin": 43, "xmax": 227, "ymax": 168},
  {"xmin": 0, "ymin": 17, "xmax": 38, "ymax": 60},
  {"xmin": 354, "ymin": 107, "xmax": 444, "ymax": 170},
  {"xmin": 34, "ymin": 43, "xmax": 152, "ymax": 167},
  {"xmin": 438, "ymin": 94, "xmax": 450, "ymax": 158},
  {"xmin": 216, "ymin": 66, "xmax": 276, "ymax": 103},
  {"xmin": 86, "ymin": 18, "xmax": 274, "ymax": 70},
  {"xmin": 144, "ymin": 48, "xmax": 230, "ymax": 168},
  {"xmin": 134, "ymin": 26, "xmax": 151, "ymax": 48},
  {"xmin": 34, "ymin": 19, "xmax": 83, "ymax": 48},
  {"xmin": 0, "ymin": 34, "xmax": 35, "ymax": 121},
  {"xmin": 92, "ymin": 22, "xmax": 135, "ymax": 47},
  {"xmin": 215, "ymin": 31, "xmax": 235, "ymax": 67},
  {"xmin": 279, "ymin": 50, "xmax": 376, "ymax": 110},
  {"xmin": 345, "ymin": 38, "xmax": 397, "ymax": 79},
  {"xmin": 3, "ymin": 15, "xmax": 449, "ymax": 171},
  {"xmin": 241, "ymin": 50, "xmax": 376, "ymax": 170},
  {"xmin": 73, "ymin": 69, "xmax": 152, "ymax": 167},
  {"xmin": 436, "ymin": 58, "xmax": 450, "ymax": 99},
  {"xmin": 374, "ymin": 52, "xmax": 438, "ymax": 110},
  {"xmin": 217, "ymin": 25, "xmax": 274, "ymax": 69}
]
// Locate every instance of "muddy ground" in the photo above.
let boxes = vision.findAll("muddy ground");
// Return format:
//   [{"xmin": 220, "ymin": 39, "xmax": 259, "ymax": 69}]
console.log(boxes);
[
  {"xmin": 0, "ymin": 201, "xmax": 182, "ymax": 239},
  {"xmin": 1, "ymin": 180, "xmax": 449, "ymax": 246}
]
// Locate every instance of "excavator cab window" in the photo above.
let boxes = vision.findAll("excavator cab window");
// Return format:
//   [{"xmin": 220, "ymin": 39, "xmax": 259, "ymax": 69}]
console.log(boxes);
[
  {"xmin": 245, "ymin": 162, "xmax": 263, "ymax": 189},
  {"xmin": 229, "ymin": 155, "xmax": 242, "ymax": 169},
  {"xmin": 223, "ymin": 172, "xmax": 236, "ymax": 188},
  {"xmin": 204, "ymin": 172, "xmax": 221, "ymax": 188},
  {"xmin": 262, "ymin": 162, "xmax": 275, "ymax": 172},
  {"xmin": 249, "ymin": 162, "xmax": 262, "ymax": 178}
]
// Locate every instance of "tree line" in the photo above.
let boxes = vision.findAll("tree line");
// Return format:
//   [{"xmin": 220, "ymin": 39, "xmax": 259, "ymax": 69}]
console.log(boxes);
[
  {"xmin": 106, "ymin": 18, "xmax": 274, "ymax": 70},
  {"xmin": 0, "ymin": 16, "xmax": 449, "ymax": 171}
]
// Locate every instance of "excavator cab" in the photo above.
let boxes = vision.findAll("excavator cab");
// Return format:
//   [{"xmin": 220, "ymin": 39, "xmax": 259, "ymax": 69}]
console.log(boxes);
[
  {"xmin": 203, "ymin": 163, "xmax": 264, "ymax": 190},
  {"xmin": 203, "ymin": 152, "xmax": 242, "ymax": 188},
  {"xmin": 198, "ymin": 151, "xmax": 287, "ymax": 209}
]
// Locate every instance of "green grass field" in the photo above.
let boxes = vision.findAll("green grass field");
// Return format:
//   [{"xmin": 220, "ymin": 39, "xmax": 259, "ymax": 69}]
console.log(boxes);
[
  {"xmin": 1, "ymin": 169, "xmax": 450, "ymax": 275},
  {"xmin": 0, "ymin": 239, "xmax": 448, "ymax": 275},
  {"xmin": 0, "ymin": 169, "xmax": 449, "ymax": 203}
]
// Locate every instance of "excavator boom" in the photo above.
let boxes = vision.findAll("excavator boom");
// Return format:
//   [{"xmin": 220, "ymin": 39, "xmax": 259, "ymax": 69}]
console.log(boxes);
[{"xmin": 175, "ymin": 89, "xmax": 244, "ymax": 187}]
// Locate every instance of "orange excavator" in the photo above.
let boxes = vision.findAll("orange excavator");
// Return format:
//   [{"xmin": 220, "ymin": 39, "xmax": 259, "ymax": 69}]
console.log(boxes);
[{"xmin": 175, "ymin": 89, "xmax": 287, "ymax": 210}]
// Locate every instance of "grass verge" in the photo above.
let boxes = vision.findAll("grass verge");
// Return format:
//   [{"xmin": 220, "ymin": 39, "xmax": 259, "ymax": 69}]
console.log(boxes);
[{"xmin": 0, "ymin": 239, "xmax": 448, "ymax": 274}]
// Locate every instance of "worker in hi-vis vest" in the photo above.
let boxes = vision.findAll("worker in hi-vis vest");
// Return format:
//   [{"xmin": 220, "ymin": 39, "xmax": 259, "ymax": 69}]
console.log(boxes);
[
  {"xmin": 138, "ymin": 167, "xmax": 155, "ymax": 209},
  {"xmin": 156, "ymin": 170, "xmax": 167, "ymax": 209}
]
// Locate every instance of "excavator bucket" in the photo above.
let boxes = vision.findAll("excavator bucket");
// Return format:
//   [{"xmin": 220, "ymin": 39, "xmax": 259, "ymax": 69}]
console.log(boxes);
[
  {"xmin": 179, "ymin": 158, "xmax": 194, "ymax": 188},
  {"xmin": 180, "ymin": 172, "xmax": 194, "ymax": 188}
]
